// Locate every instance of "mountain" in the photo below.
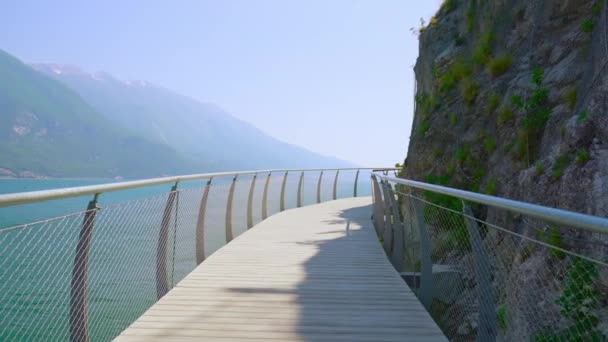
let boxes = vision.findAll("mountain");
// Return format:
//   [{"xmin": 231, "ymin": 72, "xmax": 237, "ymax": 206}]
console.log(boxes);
[
  {"xmin": 0, "ymin": 49, "xmax": 198, "ymax": 178},
  {"xmin": 32, "ymin": 64, "xmax": 352, "ymax": 171}
]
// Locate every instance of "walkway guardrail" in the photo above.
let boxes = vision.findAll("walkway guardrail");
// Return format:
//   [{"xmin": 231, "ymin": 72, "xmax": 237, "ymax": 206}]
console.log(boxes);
[
  {"xmin": 0, "ymin": 167, "xmax": 395, "ymax": 341},
  {"xmin": 371, "ymin": 172, "xmax": 608, "ymax": 341}
]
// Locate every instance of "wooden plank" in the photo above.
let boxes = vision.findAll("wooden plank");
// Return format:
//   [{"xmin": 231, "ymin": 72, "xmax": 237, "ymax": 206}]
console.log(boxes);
[{"xmin": 117, "ymin": 197, "xmax": 446, "ymax": 341}]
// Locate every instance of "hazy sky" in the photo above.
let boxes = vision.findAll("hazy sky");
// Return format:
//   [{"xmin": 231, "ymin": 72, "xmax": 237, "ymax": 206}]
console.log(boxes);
[{"xmin": 1, "ymin": 0, "xmax": 441, "ymax": 166}]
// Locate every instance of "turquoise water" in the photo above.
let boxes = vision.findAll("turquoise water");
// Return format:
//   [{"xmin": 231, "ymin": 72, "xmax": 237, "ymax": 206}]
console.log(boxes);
[{"xmin": 0, "ymin": 172, "xmax": 372, "ymax": 341}]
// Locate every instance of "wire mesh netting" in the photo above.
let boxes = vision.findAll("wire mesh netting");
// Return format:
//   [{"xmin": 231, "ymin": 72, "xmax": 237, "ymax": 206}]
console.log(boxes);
[
  {"xmin": 0, "ymin": 170, "xmax": 371, "ymax": 341},
  {"xmin": 374, "ymin": 178, "xmax": 608, "ymax": 341}
]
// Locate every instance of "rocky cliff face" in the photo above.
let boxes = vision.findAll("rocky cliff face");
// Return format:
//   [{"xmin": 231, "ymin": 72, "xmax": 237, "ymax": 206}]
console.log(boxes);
[
  {"xmin": 405, "ymin": 0, "xmax": 607, "ymax": 217},
  {"xmin": 402, "ymin": 0, "xmax": 608, "ymax": 339}
]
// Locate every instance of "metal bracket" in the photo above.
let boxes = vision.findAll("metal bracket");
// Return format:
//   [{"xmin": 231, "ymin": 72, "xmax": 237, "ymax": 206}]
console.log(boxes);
[
  {"xmin": 225, "ymin": 176, "xmax": 238, "ymax": 243},
  {"xmin": 464, "ymin": 205, "xmax": 497, "ymax": 342},
  {"xmin": 380, "ymin": 181, "xmax": 393, "ymax": 255},
  {"xmin": 297, "ymin": 171, "xmax": 304, "ymax": 208},
  {"xmin": 195, "ymin": 178, "xmax": 212, "ymax": 264},
  {"xmin": 262, "ymin": 172, "xmax": 272, "ymax": 220},
  {"xmin": 332, "ymin": 170, "xmax": 339, "ymax": 200},
  {"xmin": 156, "ymin": 183, "xmax": 178, "ymax": 299},
  {"xmin": 353, "ymin": 169, "xmax": 360, "ymax": 197},
  {"xmin": 371, "ymin": 175, "xmax": 385, "ymax": 237},
  {"xmin": 280, "ymin": 171, "xmax": 288, "ymax": 211},
  {"xmin": 246, "ymin": 174, "xmax": 257, "ymax": 228},
  {"xmin": 412, "ymin": 199, "xmax": 433, "ymax": 310},
  {"xmin": 70, "ymin": 193, "xmax": 99, "ymax": 342},
  {"xmin": 316, "ymin": 171, "xmax": 324, "ymax": 203}
]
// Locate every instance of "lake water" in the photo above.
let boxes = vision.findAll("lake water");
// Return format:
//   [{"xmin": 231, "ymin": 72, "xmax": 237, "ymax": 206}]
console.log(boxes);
[{"xmin": 0, "ymin": 171, "xmax": 373, "ymax": 341}]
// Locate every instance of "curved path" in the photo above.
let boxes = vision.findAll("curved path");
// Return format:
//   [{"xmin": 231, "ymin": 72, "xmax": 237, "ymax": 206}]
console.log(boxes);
[{"xmin": 117, "ymin": 197, "xmax": 446, "ymax": 341}]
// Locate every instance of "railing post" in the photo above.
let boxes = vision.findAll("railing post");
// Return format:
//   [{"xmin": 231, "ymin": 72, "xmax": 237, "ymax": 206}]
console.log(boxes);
[
  {"xmin": 316, "ymin": 170, "xmax": 323, "ymax": 204},
  {"xmin": 353, "ymin": 169, "xmax": 360, "ymax": 197},
  {"xmin": 412, "ymin": 197, "xmax": 433, "ymax": 310},
  {"xmin": 387, "ymin": 184, "xmax": 404, "ymax": 271},
  {"xmin": 280, "ymin": 171, "xmax": 288, "ymax": 211},
  {"xmin": 195, "ymin": 178, "xmax": 212, "ymax": 265},
  {"xmin": 157, "ymin": 182, "xmax": 177, "ymax": 299},
  {"xmin": 225, "ymin": 175, "xmax": 237, "ymax": 243},
  {"xmin": 380, "ymin": 181, "xmax": 393, "ymax": 255},
  {"xmin": 246, "ymin": 174, "xmax": 257, "ymax": 229},
  {"xmin": 332, "ymin": 170, "xmax": 339, "ymax": 200},
  {"xmin": 262, "ymin": 172, "xmax": 272, "ymax": 220},
  {"xmin": 70, "ymin": 194, "xmax": 99, "ymax": 342},
  {"xmin": 463, "ymin": 205, "xmax": 497, "ymax": 342},
  {"xmin": 296, "ymin": 171, "xmax": 304, "ymax": 208},
  {"xmin": 371, "ymin": 175, "xmax": 385, "ymax": 237}
]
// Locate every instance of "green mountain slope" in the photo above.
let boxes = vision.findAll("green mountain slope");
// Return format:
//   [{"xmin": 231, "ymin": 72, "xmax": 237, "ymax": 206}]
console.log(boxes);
[
  {"xmin": 0, "ymin": 49, "xmax": 198, "ymax": 178},
  {"xmin": 33, "ymin": 64, "xmax": 351, "ymax": 170}
]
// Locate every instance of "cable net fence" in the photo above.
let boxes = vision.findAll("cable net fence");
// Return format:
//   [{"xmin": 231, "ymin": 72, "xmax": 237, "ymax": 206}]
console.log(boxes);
[
  {"xmin": 0, "ymin": 170, "xmax": 372, "ymax": 341},
  {"xmin": 373, "ymin": 177, "xmax": 608, "ymax": 341}
]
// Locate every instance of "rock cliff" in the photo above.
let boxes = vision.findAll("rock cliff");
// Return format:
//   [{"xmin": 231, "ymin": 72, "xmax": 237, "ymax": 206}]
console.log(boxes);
[
  {"xmin": 402, "ymin": 0, "xmax": 608, "ymax": 339},
  {"xmin": 405, "ymin": 0, "xmax": 607, "ymax": 217}
]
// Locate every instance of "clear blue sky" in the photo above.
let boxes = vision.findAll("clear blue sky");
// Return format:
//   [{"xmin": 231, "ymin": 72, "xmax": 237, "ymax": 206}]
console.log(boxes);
[{"xmin": 1, "ymin": 0, "xmax": 440, "ymax": 166}]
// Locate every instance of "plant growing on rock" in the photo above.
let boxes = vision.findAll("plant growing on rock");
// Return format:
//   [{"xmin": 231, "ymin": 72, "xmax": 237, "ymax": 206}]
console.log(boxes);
[
  {"xmin": 510, "ymin": 95, "xmax": 524, "ymax": 109},
  {"xmin": 450, "ymin": 113, "xmax": 458, "ymax": 125},
  {"xmin": 460, "ymin": 78, "xmax": 479, "ymax": 105},
  {"xmin": 455, "ymin": 144, "xmax": 469, "ymax": 163},
  {"xmin": 465, "ymin": 0, "xmax": 477, "ymax": 33},
  {"xmin": 454, "ymin": 34, "xmax": 465, "ymax": 46},
  {"xmin": 487, "ymin": 93, "xmax": 500, "ymax": 113},
  {"xmin": 487, "ymin": 54, "xmax": 512, "ymax": 77},
  {"xmin": 534, "ymin": 257, "xmax": 603, "ymax": 340},
  {"xmin": 581, "ymin": 18, "xmax": 595, "ymax": 33},
  {"xmin": 535, "ymin": 162, "xmax": 544, "ymax": 175},
  {"xmin": 484, "ymin": 178, "xmax": 497, "ymax": 195},
  {"xmin": 416, "ymin": 92, "xmax": 439, "ymax": 119},
  {"xmin": 552, "ymin": 153, "xmax": 571, "ymax": 179},
  {"xmin": 472, "ymin": 31, "xmax": 494, "ymax": 65},
  {"xmin": 497, "ymin": 106, "xmax": 513, "ymax": 125},
  {"xmin": 575, "ymin": 149, "xmax": 590, "ymax": 165},
  {"xmin": 514, "ymin": 129, "xmax": 528, "ymax": 161},
  {"xmin": 484, "ymin": 136, "xmax": 496, "ymax": 154},
  {"xmin": 440, "ymin": 0, "xmax": 458, "ymax": 13},
  {"xmin": 419, "ymin": 120, "xmax": 430, "ymax": 135},
  {"xmin": 558, "ymin": 258, "xmax": 600, "ymax": 323},
  {"xmin": 577, "ymin": 110, "xmax": 588, "ymax": 123},
  {"xmin": 592, "ymin": 2, "xmax": 602, "ymax": 15},
  {"xmin": 512, "ymin": 67, "xmax": 551, "ymax": 165},
  {"xmin": 547, "ymin": 226, "xmax": 565, "ymax": 259},
  {"xmin": 439, "ymin": 59, "xmax": 472, "ymax": 93},
  {"xmin": 564, "ymin": 87, "xmax": 577, "ymax": 111},
  {"xmin": 497, "ymin": 305, "xmax": 507, "ymax": 331},
  {"xmin": 423, "ymin": 174, "xmax": 470, "ymax": 252}
]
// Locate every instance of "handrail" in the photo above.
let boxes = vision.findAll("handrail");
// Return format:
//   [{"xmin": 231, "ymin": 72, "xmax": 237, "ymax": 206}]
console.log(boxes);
[
  {"xmin": 373, "ymin": 172, "xmax": 608, "ymax": 234},
  {"xmin": 0, "ymin": 167, "xmax": 397, "ymax": 207},
  {"xmin": 1, "ymin": 166, "xmax": 398, "ymax": 341}
]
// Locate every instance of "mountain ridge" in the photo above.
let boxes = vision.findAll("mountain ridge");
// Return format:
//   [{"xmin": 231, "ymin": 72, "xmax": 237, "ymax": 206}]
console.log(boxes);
[
  {"xmin": 0, "ymin": 49, "xmax": 199, "ymax": 178},
  {"xmin": 32, "ymin": 62, "xmax": 353, "ymax": 172},
  {"xmin": 0, "ymin": 48, "xmax": 352, "ymax": 178}
]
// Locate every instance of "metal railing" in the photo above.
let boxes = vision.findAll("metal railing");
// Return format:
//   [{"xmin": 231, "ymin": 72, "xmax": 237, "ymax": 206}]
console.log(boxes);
[
  {"xmin": 0, "ymin": 167, "xmax": 394, "ymax": 341},
  {"xmin": 372, "ymin": 172, "xmax": 608, "ymax": 341}
]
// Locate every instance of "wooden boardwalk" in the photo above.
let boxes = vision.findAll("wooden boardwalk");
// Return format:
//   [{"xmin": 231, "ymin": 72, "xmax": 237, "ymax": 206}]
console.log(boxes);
[{"xmin": 117, "ymin": 197, "xmax": 446, "ymax": 341}]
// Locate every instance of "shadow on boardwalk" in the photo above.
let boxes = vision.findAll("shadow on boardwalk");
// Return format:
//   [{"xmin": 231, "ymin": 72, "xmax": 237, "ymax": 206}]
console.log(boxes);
[{"xmin": 229, "ymin": 202, "xmax": 444, "ymax": 341}]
